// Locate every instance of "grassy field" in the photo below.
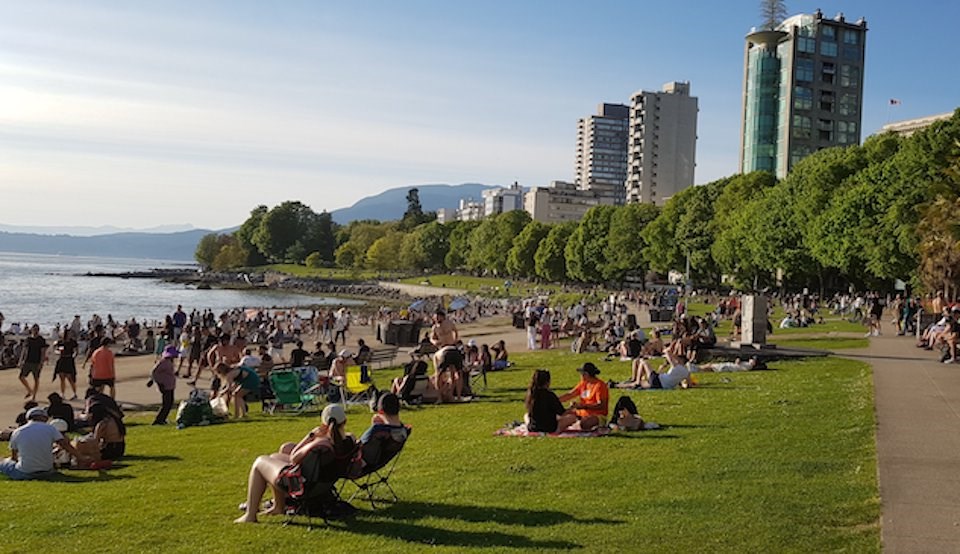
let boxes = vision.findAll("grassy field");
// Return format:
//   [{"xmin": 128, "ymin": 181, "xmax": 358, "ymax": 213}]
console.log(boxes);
[
  {"xmin": 776, "ymin": 337, "xmax": 871, "ymax": 350},
  {"xmin": 260, "ymin": 264, "xmax": 404, "ymax": 281},
  {"xmin": 399, "ymin": 274, "xmax": 567, "ymax": 297},
  {"xmin": 0, "ymin": 349, "xmax": 879, "ymax": 553}
]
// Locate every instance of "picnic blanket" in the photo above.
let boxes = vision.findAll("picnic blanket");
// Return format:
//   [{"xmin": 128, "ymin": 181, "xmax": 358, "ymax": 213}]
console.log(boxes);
[{"xmin": 494, "ymin": 424, "xmax": 611, "ymax": 438}]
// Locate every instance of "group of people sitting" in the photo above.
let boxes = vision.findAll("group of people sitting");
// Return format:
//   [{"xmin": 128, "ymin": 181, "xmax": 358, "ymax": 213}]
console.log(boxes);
[
  {"xmin": 235, "ymin": 393, "xmax": 408, "ymax": 523},
  {"xmin": 1, "ymin": 388, "xmax": 127, "ymax": 480},
  {"xmin": 916, "ymin": 306, "xmax": 960, "ymax": 363}
]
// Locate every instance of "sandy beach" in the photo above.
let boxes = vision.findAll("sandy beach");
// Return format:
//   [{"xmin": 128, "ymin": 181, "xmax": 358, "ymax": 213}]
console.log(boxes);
[{"xmin": 0, "ymin": 310, "xmax": 534, "ymax": 427}]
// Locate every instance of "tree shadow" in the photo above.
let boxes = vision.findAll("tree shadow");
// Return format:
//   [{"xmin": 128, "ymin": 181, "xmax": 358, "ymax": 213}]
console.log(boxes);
[
  {"xmin": 324, "ymin": 518, "xmax": 583, "ymax": 549},
  {"xmin": 376, "ymin": 500, "xmax": 623, "ymax": 527}
]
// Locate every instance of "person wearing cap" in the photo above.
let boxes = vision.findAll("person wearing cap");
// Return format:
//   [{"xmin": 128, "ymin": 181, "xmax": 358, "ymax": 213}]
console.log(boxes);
[
  {"xmin": 331, "ymin": 349, "xmax": 354, "ymax": 381},
  {"xmin": 150, "ymin": 345, "xmax": 179, "ymax": 425},
  {"xmin": 0, "ymin": 407, "xmax": 78, "ymax": 480},
  {"xmin": 235, "ymin": 404, "xmax": 354, "ymax": 523},
  {"xmin": 557, "ymin": 362, "xmax": 609, "ymax": 431}
]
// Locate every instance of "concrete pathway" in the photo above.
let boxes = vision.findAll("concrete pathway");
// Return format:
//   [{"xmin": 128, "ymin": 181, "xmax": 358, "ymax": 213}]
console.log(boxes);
[{"xmin": 845, "ymin": 334, "xmax": 960, "ymax": 552}]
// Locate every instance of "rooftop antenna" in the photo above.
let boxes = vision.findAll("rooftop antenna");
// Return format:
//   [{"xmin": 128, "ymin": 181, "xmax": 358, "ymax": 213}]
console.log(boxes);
[{"xmin": 759, "ymin": 0, "xmax": 788, "ymax": 30}]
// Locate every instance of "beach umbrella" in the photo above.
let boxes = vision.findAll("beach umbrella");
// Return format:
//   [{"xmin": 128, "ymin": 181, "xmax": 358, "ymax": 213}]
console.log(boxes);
[
  {"xmin": 409, "ymin": 299, "xmax": 426, "ymax": 311},
  {"xmin": 449, "ymin": 298, "xmax": 469, "ymax": 311}
]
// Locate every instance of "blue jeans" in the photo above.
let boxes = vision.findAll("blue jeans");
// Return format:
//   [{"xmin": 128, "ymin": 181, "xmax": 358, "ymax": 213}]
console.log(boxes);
[{"xmin": 0, "ymin": 459, "xmax": 36, "ymax": 480}]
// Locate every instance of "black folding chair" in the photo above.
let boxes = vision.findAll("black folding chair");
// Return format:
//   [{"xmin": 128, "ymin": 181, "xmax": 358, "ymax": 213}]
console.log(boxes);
[{"xmin": 340, "ymin": 425, "xmax": 412, "ymax": 509}]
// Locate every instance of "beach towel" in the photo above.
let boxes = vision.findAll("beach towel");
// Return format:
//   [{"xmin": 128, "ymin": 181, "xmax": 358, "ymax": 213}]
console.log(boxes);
[{"xmin": 494, "ymin": 424, "xmax": 611, "ymax": 438}]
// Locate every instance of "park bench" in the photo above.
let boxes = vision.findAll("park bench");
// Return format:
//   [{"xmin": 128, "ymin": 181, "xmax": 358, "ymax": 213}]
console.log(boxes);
[{"xmin": 368, "ymin": 345, "xmax": 400, "ymax": 369}]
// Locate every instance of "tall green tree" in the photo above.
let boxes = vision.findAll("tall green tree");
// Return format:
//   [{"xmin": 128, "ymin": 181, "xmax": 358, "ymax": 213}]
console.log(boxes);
[
  {"xmin": 467, "ymin": 211, "xmax": 532, "ymax": 275},
  {"xmin": 234, "ymin": 205, "xmax": 269, "ymax": 266},
  {"xmin": 606, "ymin": 203, "xmax": 660, "ymax": 282},
  {"xmin": 399, "ymin": 188, "xmax": 435, "ymax": 230},
  {"xmin": 444, "ymin": 220, "xmax": 480, "ymax": 270},
  {"xmin": 535, "ymin": 222, "xmax": 576, "ymax": 282},
  {"xmin": 506, "ymin": 220, "xmax": 550, "ymax": 278},
  {"xmin": 366, "ymin": 231, "xmax": 405, "ymax": 270},
  {"xmin": 565, "ymin": 205, "xmax": 615, "ymax": 282}
]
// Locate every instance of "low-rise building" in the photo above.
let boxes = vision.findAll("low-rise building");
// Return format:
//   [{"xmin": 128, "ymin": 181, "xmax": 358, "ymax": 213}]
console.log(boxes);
[
  {"xmin": 880, "ymin": 112, "xmax": 953, "ymax": 137},
  {"xmin": 523, "ymin": 181, "xmax": 617, "ymax": 224}
]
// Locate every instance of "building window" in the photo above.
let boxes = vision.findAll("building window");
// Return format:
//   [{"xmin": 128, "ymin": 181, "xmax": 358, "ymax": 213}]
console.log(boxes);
[
  {"xmin": 795, "ymin": 58, "xmax": 814, "ymax": 82},
  {"xmin": 843, "ymin": 29, "xmax": 858, "ymax": 45},
  {"xmin": 820, "ymin": 40, "xmax": 837, "ymax": 57},
  {"xmin": 793, "ymin": 115, "xmax": 812, "ymax": 139},
  {"xmin": 839, "ymin": 94, "xmax": 858, "ymax": 116},
  {"xmin": 840, "ymin": 65, "xmax": 860, "ymax": 87},
  {"xmin": 841, "ymin": 46, "xmax": 859, "ymax": 60},
  {"xmin": 821, "ymin": 25, "xmax": 836, "ymax": 39},
  {"xmin": 794, "ymin": 86, "xmax": 813, "ymax": 110},
  {"xmin": 797, "ymin": 36, "xmax": 816, "ymax": 54},
  {"xmin": 837, "ymin": 121, "xmax": 858, "ymax": 144}
]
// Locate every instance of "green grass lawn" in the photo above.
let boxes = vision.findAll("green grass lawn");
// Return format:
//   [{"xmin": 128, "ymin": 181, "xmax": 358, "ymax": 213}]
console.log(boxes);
[
  {"xmin": 776, "ymin": 337, "xmax": 871, "ymax": 350},
  {"xmin": 399, "ymin": 274, "xmax": 566, "ymax": 297},
  {"xmin": 0, "ymin": 350, "xmax": 879, "ymax": 553},
  {"xmin": 260, "ymin": 264, "xmax": 404, "ymax": 281}
]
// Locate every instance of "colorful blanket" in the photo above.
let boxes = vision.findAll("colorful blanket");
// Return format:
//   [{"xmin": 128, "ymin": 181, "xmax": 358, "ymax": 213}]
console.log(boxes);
[{"xmin": 494, "ymin": 425, "xmax": 612, "ymax": 438}]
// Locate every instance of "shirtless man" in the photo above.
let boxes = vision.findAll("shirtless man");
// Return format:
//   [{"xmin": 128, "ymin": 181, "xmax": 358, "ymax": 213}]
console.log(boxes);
[
  {"xmin": 430, "ymin": 311, "xmax": 462, "ymax": 400},
  {"xmin": 207, "ymin": 334, "xmax": 242, "ymax": 369}
]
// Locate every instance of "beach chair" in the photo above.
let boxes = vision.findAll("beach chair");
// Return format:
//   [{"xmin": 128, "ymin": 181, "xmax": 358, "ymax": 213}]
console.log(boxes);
[
  {"xmin": 283, "ymin": 441, "xmax": 360, "ymax": 527},
  {"xmin": 267, "ymin": 369, "xmax": 320, "ymax": 413},
  {"xmin": 341, "ymin": 425, "xmax": 412, "ymax": 509},
  {"xmin": 339, "ymin": 365, "xmax": 375, "ymax": 406},
  {"xmin": 469, "ymin": 365, "xmax": 487, "ymax": 393}
]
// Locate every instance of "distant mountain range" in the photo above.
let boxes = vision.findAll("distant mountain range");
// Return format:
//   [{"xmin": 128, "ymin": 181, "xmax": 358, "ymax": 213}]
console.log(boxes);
[
  {"xmin": 329, "ymin": 183, "xmax": 495, "ymax": 224},
  {"xmin": 0, "ymin": 183, "xmax": 498, "ymax": 260}
]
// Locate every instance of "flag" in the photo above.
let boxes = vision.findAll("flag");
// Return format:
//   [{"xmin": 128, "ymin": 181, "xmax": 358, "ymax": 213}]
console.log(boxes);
[{"xmin": 889, "ymin": 98, "xmax": 902, "ymax": 106}]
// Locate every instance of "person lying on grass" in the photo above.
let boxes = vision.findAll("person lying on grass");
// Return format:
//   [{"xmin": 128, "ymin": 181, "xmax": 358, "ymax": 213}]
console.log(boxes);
[
  {"xmin": 523, "ymin": 369, "xmax": 578, "ymax": 433},
  {"xmin": 699, "ymin": 356, "xmax": 762, "ymax": 372},
  {"xmin": 614, "ymin": 351, "xmax": 695, "ymax": 390},
  {"xmin": 556, "ymin": 363, "xmax": 609, "ymax": 431},
  {"xmin": 235, "ymin": 404, "xmax": 355, "ymax": 523}
]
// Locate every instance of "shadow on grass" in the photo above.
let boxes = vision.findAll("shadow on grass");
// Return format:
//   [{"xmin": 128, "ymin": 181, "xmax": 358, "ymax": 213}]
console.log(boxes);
[
  {"xmin": 331, "ymin": 518, "xmax": 583, "ymax": 549},
  {"xmin": 379, "ymin": 500, "xmax": 623, "ymax": 527},
  {"xmin": 610, "ymin": 433, "xmax": 681, "ymax": 440},
  {"xmin": 42, "ymin": 471, "xmax": 135, "ymax": 483},
  {"xmin": 120, "ymin": 454, "xmax": 182, "ymax": 462}
]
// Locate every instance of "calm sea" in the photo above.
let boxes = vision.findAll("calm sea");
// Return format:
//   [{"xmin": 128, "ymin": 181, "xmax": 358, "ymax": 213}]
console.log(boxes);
[{"xmin": 0, "ymin": 252, "xmax": 360, "ymax": 332}]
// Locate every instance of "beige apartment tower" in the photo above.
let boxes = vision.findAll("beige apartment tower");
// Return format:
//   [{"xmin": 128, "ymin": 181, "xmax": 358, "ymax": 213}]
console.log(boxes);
[
  {"xmin": 576, "ymin": 103, "xmax": 630, "ymax": 204},
  {"xmin": 625, "ymin": 82, "xmax": 698, "ymax": 205}
]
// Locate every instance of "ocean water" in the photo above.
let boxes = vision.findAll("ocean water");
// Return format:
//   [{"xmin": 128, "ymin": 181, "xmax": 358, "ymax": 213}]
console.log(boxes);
[{"xmin": 0, "ymin": 252, "xmax": 360, "ymax": 332}]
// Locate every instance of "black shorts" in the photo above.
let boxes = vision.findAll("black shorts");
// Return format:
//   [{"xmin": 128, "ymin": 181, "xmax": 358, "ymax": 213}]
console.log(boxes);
[
  {"xmin": 649, "ymin": 372, "xmax": 663, "ymax": 389},
  {"xmin": 437, "ymin": 349, "xmax": 463, "ymax": 372},
  {"xmin": 91, "ymin": 378, "xmax": 115, "ymax": 388}
]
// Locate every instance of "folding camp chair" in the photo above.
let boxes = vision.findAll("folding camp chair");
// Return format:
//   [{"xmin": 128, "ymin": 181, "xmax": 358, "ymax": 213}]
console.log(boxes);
[
  {"xmin": 339, "ymin": 365, "xmax": 375, "ymax": 406},
  {"xmin": 469, "ymin": 365, "xmax": 487, "ymax": 393},
  {"xmin": 283, "ymin": 440, "xmax": 360, "ymax": 527},
  {"xmin": 267, "ymin": 368, "xmax": 321, "ymax": 413},
  {"xmin": 340, "ymin": 425, "xmax": 412, "ymax": 509}
]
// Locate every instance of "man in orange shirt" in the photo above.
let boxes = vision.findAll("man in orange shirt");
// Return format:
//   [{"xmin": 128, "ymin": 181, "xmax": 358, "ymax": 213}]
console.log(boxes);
[
  {"xmin": 558, "ymin": 362, "xmax": 609, "ymax": 431},
  {"xmin": 89, "ymin": 338, "xmax": 117, "ymax": 398}
]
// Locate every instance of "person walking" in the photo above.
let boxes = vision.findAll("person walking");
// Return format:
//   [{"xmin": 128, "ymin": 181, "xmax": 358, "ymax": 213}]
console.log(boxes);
[
  {"xmin": 19, "ymin": 324, "xmax": 48, "ymax": 401},
  {"xmin": 150, "ymin": 345, "xmax": 178, "ymax": 425},
  {"xmin": 53, "ymin": 329, "xmax": 79, "ymax": 400}
]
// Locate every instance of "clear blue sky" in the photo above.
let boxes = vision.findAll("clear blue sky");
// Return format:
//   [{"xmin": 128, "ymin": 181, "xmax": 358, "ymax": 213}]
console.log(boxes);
[{"xmin": 0, "ymin": 0, "xmax": 956, "ymax": 229}]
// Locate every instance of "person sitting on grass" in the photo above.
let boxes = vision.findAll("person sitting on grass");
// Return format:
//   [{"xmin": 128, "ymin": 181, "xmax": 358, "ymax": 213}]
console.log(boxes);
[
  {"xmin": 90, "ymin": 401, "xmax": 126, "ymax": 461},
  {"xmin": 641, "ymin": 330, "xmax": 665, "ymax": 358},
  {"xmin": 235, "ymin": 404, "xmax": 355, "ymax": 523},
  {"xmin": 1, "ymin": 407, "xmax": 78, "ymax": 481},
  {"xmin": 524, "ymin": 369, "xmax": 577, "ymax": 433},
  {"xmin": 609, "ymin": 395, "xmax": 644, "ymax": 431},
  {"xmin": 491, "ymin": 340, "xmax": 510, "ymax": 370},
  {"xmin": 557, "ymin": 363, "xmax": 609, "ymax": 431}
]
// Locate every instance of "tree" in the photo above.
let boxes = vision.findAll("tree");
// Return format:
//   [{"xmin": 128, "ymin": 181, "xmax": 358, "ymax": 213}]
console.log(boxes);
[
  {"xmin": 195, "ymin": 233, "xmax": 222, "ymax": 269},
  {"xmin": 334, "ymin": 221, "xmax": 390, "ymax": 269},
  {"xmin": 417, "ymin": 221, "xmax": 452, "ymax": 270},
  {"xmin": 366, "ymin": 231, "xmax": 405, "ymax": 270},
  {"xmin": 917, "ymin": 195, "xmax": 960, "ymax": 297},
  {"xmin": 467, "ymin": 211, "xmax": 532, "ymax": 275},
  {"xmin": 506, "ymin": 220, "xmax": 549, "ymax": 278},
  {"xmin": 400, "ymin": 188, "xmax": 435, "ymax": 230},
  {"xmin": 759, "ymin": 0, "xmax": 787, "ymax": 30},
  {"xmin": 211, "ymin": 238, "xmax": 247, "ymax": 271},
  {"xmin": 535, "ymin": 222, "xmax": 576, "ymax": 282},
  {"xmin": 565, "ymin": 206, "xmax": 615, "ymax": 282},
  {"xmin": 234, "ymin": 205, "xmax": 269, "ymax": 266},
  {"xmin": 305, "ymin": 251, "xmax": 324, "ymax": 268},
  {"xmin": 399, "ymin": 226, "xmax": 427, "ymax": 270},
  {"xmin": 251, "ymin": 201, "xmax": 335, "ymax": 264},
  {"xmin": 444, "ymin": 220, "xmax": 480, "ymax": 270},
  {"xmin": 606, "ymin": 203, "xmax": 660, "ymax": 282}
]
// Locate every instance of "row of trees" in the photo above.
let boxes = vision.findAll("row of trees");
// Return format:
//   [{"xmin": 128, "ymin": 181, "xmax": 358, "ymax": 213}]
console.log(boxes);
[{"xmin": 198, "ymin": 111, "xmax": 960, "ymax": 293}]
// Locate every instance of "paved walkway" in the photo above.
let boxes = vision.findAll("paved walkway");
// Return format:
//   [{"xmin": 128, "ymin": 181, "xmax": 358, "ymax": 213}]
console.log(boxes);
[{"xmin": 845, "ymin": 334, "xmax": 960, "ymax": 552}]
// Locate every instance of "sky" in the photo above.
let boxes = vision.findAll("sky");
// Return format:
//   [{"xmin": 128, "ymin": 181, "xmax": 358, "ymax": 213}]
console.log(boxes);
[{"xmin": 0, "ymin": 0, "xmax": 957, "ymax": 230}]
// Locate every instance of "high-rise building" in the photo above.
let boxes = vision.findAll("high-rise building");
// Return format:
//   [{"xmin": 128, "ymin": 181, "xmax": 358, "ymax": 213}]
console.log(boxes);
[
  {"xmin": 625, "ymin": 82, "xmax": 699, "ymax": 205},
  {"xmin": 740, "ymin": 10, "xmax": 867, "ymax": 178},
  {"xmin": 576, "ymin": 103, "xmax": 630, "ymax": 204}
]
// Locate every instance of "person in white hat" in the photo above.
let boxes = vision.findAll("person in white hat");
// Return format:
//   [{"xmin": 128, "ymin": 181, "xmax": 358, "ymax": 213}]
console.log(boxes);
[
  {"xmin": 0, "ymin": 407, "xmax": 78, "ymax": 480},
  {"xmin": 235, "ymin": 404, "xmax": 355, "ymax": 523}
]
